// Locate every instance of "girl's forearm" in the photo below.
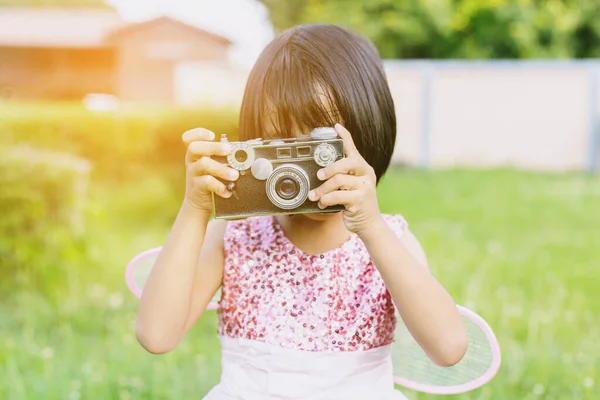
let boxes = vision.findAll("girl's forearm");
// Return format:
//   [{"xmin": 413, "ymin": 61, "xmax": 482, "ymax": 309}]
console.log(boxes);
[
  {"xmin": 135, "ymin": 201, "xmax": 211, "ymax": 353},
  {"xmin": 360, "ymin": 220, "xmax": 468, "ymax": 367}
]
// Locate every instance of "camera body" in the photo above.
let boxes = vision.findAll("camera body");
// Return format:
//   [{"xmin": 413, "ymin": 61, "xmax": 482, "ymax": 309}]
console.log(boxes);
[{"xmin": 212, "ymin": 127, "xmax": 344, "ymax": 220}]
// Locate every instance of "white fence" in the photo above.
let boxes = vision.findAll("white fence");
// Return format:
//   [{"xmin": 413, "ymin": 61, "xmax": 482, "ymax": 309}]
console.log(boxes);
[{"xmin": 175, "ymin": 60, "xmax": 600, "ymax": 173}]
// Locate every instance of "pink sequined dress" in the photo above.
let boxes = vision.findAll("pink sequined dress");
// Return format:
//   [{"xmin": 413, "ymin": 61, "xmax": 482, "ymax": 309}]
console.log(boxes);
[{"xmin": 204, "ymin": 214, "xmax": 409, "ymax": 400}]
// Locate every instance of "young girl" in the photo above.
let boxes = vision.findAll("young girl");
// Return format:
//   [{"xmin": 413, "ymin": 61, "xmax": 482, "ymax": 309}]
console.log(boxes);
[{"xmin": 135, "ymin": 24, "xmax": 468, "ymax": 399}]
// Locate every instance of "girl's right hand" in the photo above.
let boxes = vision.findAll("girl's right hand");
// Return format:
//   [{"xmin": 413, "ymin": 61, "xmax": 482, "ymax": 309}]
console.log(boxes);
[{"xmin": 182, "ymin": 128, "xmax": 239, "ymax": 215}]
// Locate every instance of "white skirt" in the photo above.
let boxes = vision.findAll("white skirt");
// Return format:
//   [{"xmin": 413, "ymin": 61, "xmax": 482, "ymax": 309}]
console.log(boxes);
[{"xmin": 204, "ymin": 336, "xmax": 408, "ymax": 400}]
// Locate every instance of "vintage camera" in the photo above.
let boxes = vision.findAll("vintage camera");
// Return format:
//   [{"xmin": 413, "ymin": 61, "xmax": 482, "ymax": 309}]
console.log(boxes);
[{"xmin": 212, "ymin": 127, "xmax": 345, "ymax": 219}]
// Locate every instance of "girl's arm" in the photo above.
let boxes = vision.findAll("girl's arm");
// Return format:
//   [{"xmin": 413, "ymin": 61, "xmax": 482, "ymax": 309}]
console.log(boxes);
[
  {"xmin": 306, "ymin": 124, "xmax": 467, "ymax": 367},
  {"xmin": 360, "ymin": 222, "xmax": 468, "ymax": 367},
  {"xmin": 135, "ymin": 127, "xmax": 237, "ymax": 354},
  {"xmin": 135, "ymin": 203, "xmax": 226, "ymax": 354}
]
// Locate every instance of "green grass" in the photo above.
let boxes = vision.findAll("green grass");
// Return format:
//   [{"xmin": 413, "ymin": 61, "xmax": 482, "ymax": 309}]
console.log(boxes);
[{"xmin": 1, "ymin": 168, "xmax": 598, "ymax": 400}]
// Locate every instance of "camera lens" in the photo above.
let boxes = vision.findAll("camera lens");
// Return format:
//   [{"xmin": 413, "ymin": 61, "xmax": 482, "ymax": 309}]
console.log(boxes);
[
  {"xmin": 266, "ymin": 164, "xmax": 310, "ymax": 210},
  {"xmin": 276, "ymin": 177, "xmax": 299, "ymax": 200}
]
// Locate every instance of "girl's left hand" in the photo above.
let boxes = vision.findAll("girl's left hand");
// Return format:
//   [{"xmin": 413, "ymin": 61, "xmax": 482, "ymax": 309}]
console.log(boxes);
[{"xmin": 308, "ymin": 123, "xmax": 384, "ymax": 236}]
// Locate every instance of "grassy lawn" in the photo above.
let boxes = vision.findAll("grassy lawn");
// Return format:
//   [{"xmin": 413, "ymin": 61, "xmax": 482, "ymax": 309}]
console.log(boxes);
[{"xmin": 0, "ymin": 168, "xmax": 598, "ymax": 400}]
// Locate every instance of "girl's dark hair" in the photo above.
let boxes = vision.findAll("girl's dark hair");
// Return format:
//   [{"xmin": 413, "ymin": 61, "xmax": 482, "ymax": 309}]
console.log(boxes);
[{"xmin": 239, "ymin": 24, "xmax": 396, "ymax": 183}]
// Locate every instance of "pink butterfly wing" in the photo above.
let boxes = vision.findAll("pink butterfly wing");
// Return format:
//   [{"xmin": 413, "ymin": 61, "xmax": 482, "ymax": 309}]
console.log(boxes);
[
  {"xmin": 392, "ymin": 305, "xmax": 501, "ymax": 394},
  {"xmin": 125, "ymin": 247, "xmax": 221, "ymax": 310}
]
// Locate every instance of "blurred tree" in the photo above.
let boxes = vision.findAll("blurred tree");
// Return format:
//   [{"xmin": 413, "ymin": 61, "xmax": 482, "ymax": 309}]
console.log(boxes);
[
  {"xmin": 257, "ymin": 0, "xmax": 600, "ymax": 59},
  {"xmin": 257, "ymin": 0, "xmax": 309, "ymax": 32},
  {"xmin": 0, "ymin": 0, "xmax": 109, "ymax": 7}
]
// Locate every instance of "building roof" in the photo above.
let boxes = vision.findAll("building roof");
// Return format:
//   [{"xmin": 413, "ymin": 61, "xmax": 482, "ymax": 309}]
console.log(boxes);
[
  {"xmin": 0, "ymin": 7, "xmax": 231, "ymax": 48},
  {"xmin": 0, "ymin": 7, "xmax": 124, "ymax": 48},
  {"xmin": 107, "ymin": 16, "xmax": 232, "ymax": 46}
]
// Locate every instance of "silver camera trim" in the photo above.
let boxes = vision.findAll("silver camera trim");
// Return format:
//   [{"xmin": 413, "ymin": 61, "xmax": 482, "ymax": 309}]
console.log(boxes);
[
  {"xmin": 313, "ymin": 143, "xmax": 338, "ymax": 167},
  {"xmin": 227, "ymin": 142, "xmax": 255, "ymax": 171},
  {"xmin": 310, "ymin": 127, "xmax": 338, "ymax": 140},
  {"xmin": 266, "ymin": 164, "xmax": 310, "ymax": 210}
]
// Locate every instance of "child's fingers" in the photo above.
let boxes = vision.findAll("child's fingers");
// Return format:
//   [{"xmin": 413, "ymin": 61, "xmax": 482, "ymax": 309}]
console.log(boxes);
[
  {"xmin": 317, "ymin": 190, "xmax": 358, "ymax": 209},
  {"xmin": 317, "ymin": 157, "xmax": 370, "ymax": 181},
  {"xmin": 334, "ymin": 123, "xmax": 359, "ymax": 157},
  {"xmin": 187, "ymin": 141, "xmax": 232, "ymax": 161},
  {"xmin": 189, "ymin": 157, "xmax": 239, "ymax": 182},
  {"xmin": 191, "ymin": 175, "xmax": 231, "ymax": 198},
  {"xmin": 308, "ymin": 174, "xmax": 362, "ymax": 202},
  {"xmin": 182, "ymin": 128, "xmax": 216, "ymax": 147}
]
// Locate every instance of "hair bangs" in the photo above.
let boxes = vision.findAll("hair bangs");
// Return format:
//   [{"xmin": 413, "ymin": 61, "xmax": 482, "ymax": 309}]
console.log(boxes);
[
  {"xmin": 239, "ymin": 32, "xmax": 340, "ymax": 141},
  {"xmin": 261, "ymin": 65, "xmax": 341, "ymax": 140},
  {"xmin": 239, "ymin": 24, "xmax": 397, "ymax": 183}
]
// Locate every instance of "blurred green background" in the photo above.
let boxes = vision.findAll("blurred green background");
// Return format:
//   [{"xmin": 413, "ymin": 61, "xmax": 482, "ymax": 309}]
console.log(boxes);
[{"xmin": 1, "ymin": 1, "xmax": 600, "ymax": 400}]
